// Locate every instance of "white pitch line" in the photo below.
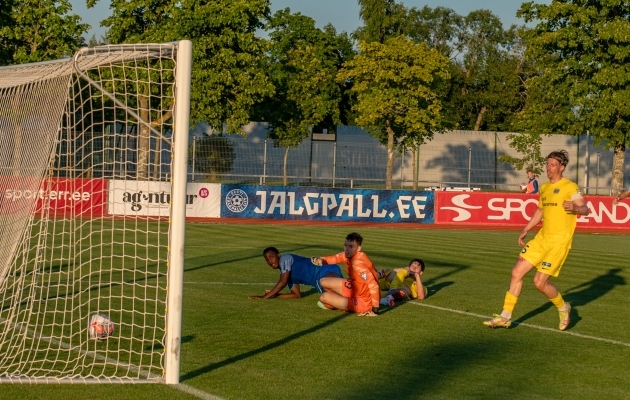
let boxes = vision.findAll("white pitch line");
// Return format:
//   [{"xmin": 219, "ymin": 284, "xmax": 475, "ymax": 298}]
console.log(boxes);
[
  {"xmin": 175, "ymin": 383, "xmax": 225, "ymax": 400},
  {"xmin": 410, "ymin": 301, "xmax": 630, "ymax": 348}
]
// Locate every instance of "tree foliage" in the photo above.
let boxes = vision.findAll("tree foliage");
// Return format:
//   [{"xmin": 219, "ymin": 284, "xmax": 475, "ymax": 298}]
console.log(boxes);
[
  {"xmin": 253, "ymin": 9, "xmax": 354, "ymax": 185},
  {"xmin": 354, "ymin": 0, "xmax": 407, "ymax": 44},
  {"xmin": 338, "ymin": 36, "xmax": 450, "ymax": 188},
  {"xmin": 406, "ymin": 7, "xmax": 527, "ymax": 132},
  {"xmin": 518, "ymin": 0, "xmax": 630, "ymax": 192},
  {"xmin": 96, "ymin": 0, "xmax": 273, "ymax": 132},
  {"xmin": 0, "ymin": 0, "xmax": 87, "ymax": 65}
]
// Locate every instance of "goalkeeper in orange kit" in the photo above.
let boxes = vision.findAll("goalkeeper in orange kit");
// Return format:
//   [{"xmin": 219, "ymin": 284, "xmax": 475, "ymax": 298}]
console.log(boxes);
[{"xmin": 317, "ymin": 232, "xmax": 381, "ymax": 316}]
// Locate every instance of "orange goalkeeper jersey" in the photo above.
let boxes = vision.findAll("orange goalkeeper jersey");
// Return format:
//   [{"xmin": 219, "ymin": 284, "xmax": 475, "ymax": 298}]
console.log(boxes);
[{"xmin": 322, "ymin": 251, "xmax": 380, "ymax": 308}]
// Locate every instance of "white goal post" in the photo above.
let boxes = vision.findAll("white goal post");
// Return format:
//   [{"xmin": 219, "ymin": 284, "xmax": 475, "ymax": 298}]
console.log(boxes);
[{"xmin": 0, "ymin": 40, "xmax": 191, "ymax": 384}]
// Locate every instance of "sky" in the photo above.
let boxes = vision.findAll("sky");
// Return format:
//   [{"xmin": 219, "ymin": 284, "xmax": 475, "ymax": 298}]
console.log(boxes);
[{"xmin": 70, "ymin": 0, "xmax": 550, "ymax": 41}]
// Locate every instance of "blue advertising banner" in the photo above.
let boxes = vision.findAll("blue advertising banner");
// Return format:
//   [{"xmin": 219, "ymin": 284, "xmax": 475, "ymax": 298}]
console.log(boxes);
[{"xmin": 220, "ymin": 185, "xmax": 434, "ymax": 223}]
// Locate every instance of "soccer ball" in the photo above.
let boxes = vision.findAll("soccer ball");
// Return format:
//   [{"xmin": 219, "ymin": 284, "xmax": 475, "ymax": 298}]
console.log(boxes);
[
  {"xmin": 519, "ymin": 183, "xmax": 527, "ymax": 191},
  {"xmin": 88, "ymin": 313, "xmax": 114, "ymax": 339}
]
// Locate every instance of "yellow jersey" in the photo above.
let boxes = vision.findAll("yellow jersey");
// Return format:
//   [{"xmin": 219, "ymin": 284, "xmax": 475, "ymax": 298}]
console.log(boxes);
[{"xmin": 536, "ymin": 178, "xmax": 582, "ymax": 245}]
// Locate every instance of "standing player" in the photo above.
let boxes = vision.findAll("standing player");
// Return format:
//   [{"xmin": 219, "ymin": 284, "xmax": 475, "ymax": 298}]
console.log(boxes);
[
  {"xmin": 484, "ymin": 150, "xmax": 589, "ymax": 330},
  {"xmin": 318, "ymin": 232, "xmax": 381, "ymax": 316},
  {"xmin": 522, "ymin": 169, "xmax": 539, "ymax": 194},
  {"xmin": 378, "ymin": 258, "xmax": 427, "ymax": 307},
  {"xmin": 248, "ymin": 247, "xmax": 342, "ymax": 302}
]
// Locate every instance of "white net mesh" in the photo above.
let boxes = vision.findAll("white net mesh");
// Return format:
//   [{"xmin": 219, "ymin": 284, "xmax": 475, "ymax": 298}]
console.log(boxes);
[{"xmin": 0, "ymin": 43, "xmax": 183, "ymax": 383}]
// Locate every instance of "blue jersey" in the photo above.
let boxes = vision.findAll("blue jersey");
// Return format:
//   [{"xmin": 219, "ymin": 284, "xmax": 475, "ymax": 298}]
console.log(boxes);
[{"xmin": 279, "ymin": 254, "xmax": 342, "ymax": 292}]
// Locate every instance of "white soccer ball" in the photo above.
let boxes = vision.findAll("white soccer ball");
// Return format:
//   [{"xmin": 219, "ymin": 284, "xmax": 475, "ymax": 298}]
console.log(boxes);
[
  {"xmin": 519, "ymin": 183, "xmax": 527, "ymax": 191},
  {"xmin": 88, "ymin": 313, "xmax": 115, "ymax": 339}
]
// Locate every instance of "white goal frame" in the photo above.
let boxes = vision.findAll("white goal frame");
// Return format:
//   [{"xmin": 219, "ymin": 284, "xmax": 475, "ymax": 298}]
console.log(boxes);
[{"xmin": 0, "ymin": 40, "xmax": 191, "ymax": 384}]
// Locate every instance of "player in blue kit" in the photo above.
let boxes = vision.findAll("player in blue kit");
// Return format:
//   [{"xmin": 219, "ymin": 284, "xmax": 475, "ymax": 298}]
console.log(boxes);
[{"xmin": 248, "ymin": 247, "xmax": 343, "ymax": 302}]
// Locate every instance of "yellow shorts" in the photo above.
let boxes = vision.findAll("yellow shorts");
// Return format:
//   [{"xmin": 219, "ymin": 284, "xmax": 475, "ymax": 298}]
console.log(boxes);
[{"xmin": 519, "ymin": 234, "xmax": 571, "ymax": 277}]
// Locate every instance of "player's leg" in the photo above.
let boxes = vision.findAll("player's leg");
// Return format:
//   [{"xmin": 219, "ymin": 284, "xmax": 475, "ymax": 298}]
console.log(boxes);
[
  {"xmin": 316, "ymin": 270, "xmax": 343, "ymax": 310},
  {"xmin": 319, "ymin": 277, "xmax": 351, "ymax": 310},
  {"xmin": 319, "ymin": 291, "xmax": 349, "ymax": 311},
  {"xmin": 533, "ymin": 245, "xmax": 572, "ymax": 330},
  {"xmin": 484, "ymin": 256, "xmax": 535, "ymax": 328},
  {"xmin": 319, "ymin": 276, "xmax": 346, "ymax": 294}
]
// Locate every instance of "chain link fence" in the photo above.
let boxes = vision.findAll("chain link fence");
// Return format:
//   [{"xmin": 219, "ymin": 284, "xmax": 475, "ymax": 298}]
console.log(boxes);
[{"xmin": 188, "ymin": 124, "xmax": 626, "ymax": 194}]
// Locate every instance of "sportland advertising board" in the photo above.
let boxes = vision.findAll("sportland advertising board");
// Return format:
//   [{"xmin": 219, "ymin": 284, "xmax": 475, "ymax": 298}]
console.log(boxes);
[
  {"xmin": 0, "ymin": 177, "xmax": 108, "ymax": 216},
  {"xmin": 220, "ymin": 185, "xmax": 435, "ymax": 223},
  {"xmin": 435, "ymin": 191, "xmax": 630, "ymax": 229}
]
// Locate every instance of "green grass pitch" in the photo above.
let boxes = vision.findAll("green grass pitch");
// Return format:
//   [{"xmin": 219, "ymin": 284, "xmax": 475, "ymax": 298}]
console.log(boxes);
[{"xmin": 2, "ymin": 223, "xmax": 629, "ymax": 399}]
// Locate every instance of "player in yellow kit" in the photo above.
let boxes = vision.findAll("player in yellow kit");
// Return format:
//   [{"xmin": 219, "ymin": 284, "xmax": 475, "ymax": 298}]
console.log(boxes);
[
  {"xmin": 484, "ymin": 150, "xmax": 589, "ymax": 331},
  {"xmin": 378, "ymin": 258, "xmax": 427, "ymax": 307}
]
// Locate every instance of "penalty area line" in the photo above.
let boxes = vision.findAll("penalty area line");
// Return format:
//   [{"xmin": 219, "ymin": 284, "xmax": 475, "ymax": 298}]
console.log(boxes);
[{"xmin": 410, "ymin": 301, "xmax": 630, "ymax": 348}]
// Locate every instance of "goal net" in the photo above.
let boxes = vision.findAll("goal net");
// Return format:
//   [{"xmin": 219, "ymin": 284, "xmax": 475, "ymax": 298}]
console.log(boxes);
[{"xmin": 0, "ymin": 41, "xmax": 191, "ymax": 384}]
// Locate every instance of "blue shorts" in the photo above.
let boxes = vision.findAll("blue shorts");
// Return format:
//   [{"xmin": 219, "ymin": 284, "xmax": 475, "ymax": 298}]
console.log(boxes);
[{"xmin": 314, "ymin": 265, "xmax": 343, "ymax": 292}]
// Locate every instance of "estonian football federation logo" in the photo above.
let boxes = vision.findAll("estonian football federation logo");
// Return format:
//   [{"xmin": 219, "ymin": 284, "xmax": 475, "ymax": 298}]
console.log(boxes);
[
  {"xmin": 225, "ymin": 189, "xmax": 248, "ymax": 213},
  {"xmin": 554, "ymin": 188, "xmax": 560, "ymax": 194}
]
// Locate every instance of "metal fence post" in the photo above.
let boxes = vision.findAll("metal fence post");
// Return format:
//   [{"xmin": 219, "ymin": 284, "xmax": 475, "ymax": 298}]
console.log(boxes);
[
  {"xmin": 400, "ymin": 147, "xmax": 405, "ymax": 189},
  {"xmin": 596, "ymin": 152, "xmax": 600, "ymax": 195},
  {"xmin": 191, "ymin": 136, "xmax": 196, "ymax": 182},
  {"xmin": 332, "ymin": 142, "xmax": 337, "ymax": 188},
  {"xmin": 584, "ymin": 131, "xmax": 590, "ymax": 194},
  {"xmin": 468, "ymin": 147, "xmax": 472, "ymax": 188},
  {"xmin": 263, "ymin": 139, "xmax": 267, "ymax": 185}
]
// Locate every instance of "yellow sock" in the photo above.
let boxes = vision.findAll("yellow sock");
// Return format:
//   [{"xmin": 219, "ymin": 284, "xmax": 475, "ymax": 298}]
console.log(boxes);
[
  {"xmin": 502, "ymin": 291, "xmax": 518, "ymax": 314},
  {"xmin": 550, "ymin": 293, "xmax": 565, "ymax": 309}
]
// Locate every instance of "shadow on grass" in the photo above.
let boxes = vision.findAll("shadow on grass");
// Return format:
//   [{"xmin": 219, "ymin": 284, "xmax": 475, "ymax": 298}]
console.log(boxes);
[
  {"xmin": 427, "ymin": 281, "xmax": 454, "ymax": 297},
  {"xmin": 327, "ymin": 337, "xmax": 503, "ymax": 400},
  {"xmin": 513, "ymin": 268, "xmax": 626, "ymax": 328},
  {"xmin": 179, "ymin": 313, "xmax": 350, "ymax": 382}
]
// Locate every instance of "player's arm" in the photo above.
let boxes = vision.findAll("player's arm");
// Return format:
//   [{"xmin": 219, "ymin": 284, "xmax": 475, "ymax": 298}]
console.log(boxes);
[
  {"xmin": 613, "ymin": 189, "xmax": 630, "ymax": 205},
  {"xmin": 412, "ymin": 271, "xmax": 426, "ymax": 300},
  {"xmin": 262, "ymin": 271, "xmax": 291, "ymax": 299},
  {"xmin": 249, "ymin": 271, "xmax": 291, "ymax": 299},
  {"xmin": 563, "ymin": 195, "xmax": 589, "ymax": 215},
  {"xmin": 366, "ymin": 267, "xmax": 381, "ymax": 314},
  {"xmin": 519, "ymin": 207, "xmax": 542, "ymax": 246},
  {"xmin": 321, "ymin": 253, "xmax": 345, "ymax": 266},
  {"xmin": 275, "ymin": 284, "xmax": 301, "ymax": 299}
]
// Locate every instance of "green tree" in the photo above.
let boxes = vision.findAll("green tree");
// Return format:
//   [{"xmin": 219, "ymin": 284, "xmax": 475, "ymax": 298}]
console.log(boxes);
[
  {"xmin": 407, "ymin": 8, "xmax": 527, "ymax": 132},
  {"xmin": 92, "ymin": 0, "xmax": 273, "ymax": 179},
  {"xmin": 406, "ymin": 6, "xmax": 463, "ymax": 57},
  {"xmin": 0, "ymin": 0, "xmax": 87, "ymax": 65},
  {"xmin": 256, "ymin": 9, "xmax": 353, "ymax": 185},
  {"xmin": 337, "ymin": 36, "xmax": 450, "ymax": 189},
  {"xmin": 354, "ymin": 0, "xmax": 407, "ymax": 44},
  {"xmin": 518, "ymin": 0, "xmax": 630, "ymax": 193},
  {"xmin": 97, "ymin": 0, "xmax": 273, "ymax": 130}
]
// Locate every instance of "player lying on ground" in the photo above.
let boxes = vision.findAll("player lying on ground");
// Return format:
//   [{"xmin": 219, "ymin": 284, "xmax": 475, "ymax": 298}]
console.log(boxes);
[
  {"xmin": 248, "ymin": 247, "xmax": 343, "ymax": 301},
  {"xmin": 317, "ymin": 232, "xmax": 381, "ymax": 317},
  {"xmin": 378, "ymin": 258, "xmax": 427, "ymax": 307}
]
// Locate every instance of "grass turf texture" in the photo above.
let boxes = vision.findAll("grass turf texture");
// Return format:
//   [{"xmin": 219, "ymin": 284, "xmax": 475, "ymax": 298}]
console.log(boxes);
[{"xmin": 1, "ymin": 223, "xmax": 629, "ymax": 399}]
